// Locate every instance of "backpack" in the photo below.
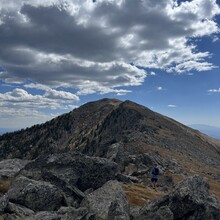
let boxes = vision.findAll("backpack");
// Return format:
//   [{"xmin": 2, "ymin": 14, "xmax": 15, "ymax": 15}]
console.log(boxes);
[{"xmin": 153, "ymin": 167, "xmax": 159, "ymax": 175}]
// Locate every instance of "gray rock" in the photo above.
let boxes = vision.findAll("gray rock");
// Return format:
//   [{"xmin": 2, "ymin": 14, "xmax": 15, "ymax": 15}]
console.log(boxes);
[
  {"xmin": 116, "ymin": 174, "xmax": 139, "ymax": 184},
  {"xmin": 22, "ymin": 152, "xmax": 119, "ymax": 192},
  {"xmin": 106, "ymin": 143, "xmax": 123, "ymax": 161},
  {"xmin": 81, "ymin": 180, "xmax": 130, "ymax": 220},
  {"xmin": 3, "ymin": 202, "xmax": 35, "ymax": 220},
  {"xmin": 29, "ymin": 211, "xmax": 61, "ymax": 220},
  {"xmin": 0, "ymin": 159, "xmax": 30, "ymax": 178},
  {"xmin": 137, "ymin": 175, "xmax": 220, "ymax": 220},
  {"xmin": 0, "ymin": 193, "xmax": 9, "ymax": 213},
  {"xmin": 169, "ymin": 175, "xmax": 209, "ymax": 219},
  {"xmin": 135, "ymin": 205, "xmax": 173, "ymax": 220},
  {"xmin": 58, "ymin": 206, "xmax": 88, "ymax": 220},
  {"xmin": 7, "ymin": 176, "xmax": 66, "ymax": 211},
  {"xmin": 107, "ymin": 200, "xmax": 131, "ymax": 220}
]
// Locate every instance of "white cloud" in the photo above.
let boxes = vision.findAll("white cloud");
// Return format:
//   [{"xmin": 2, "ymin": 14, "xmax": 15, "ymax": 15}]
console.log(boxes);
[
  {"xmin": 208, "ymin": 88, "xmax": 220, "ymax": 92},
  {"xmin": 168, "ymin": 104, "xmax": 177, "ymax": 108},
  {"xmin": 157, "ymin": 87, "xmax": 163, "ymax": 91},
  {"xmin": 150, "ymin": 71, "xmax": 156, "ymax": 76},
  {"xmin": 24, "ymin": 83, "xmax": 79, "ymax": 101},
  {"xmin": 0, "ymin": 0, "xmax": 220, "ymax": 128},
  {"xmin": 0, "ymin": 0, "xmax": 219, "ymax": 90},
  {"xmin": 0, "ymin": 88, "xmax": 78, "ymax": 110}
]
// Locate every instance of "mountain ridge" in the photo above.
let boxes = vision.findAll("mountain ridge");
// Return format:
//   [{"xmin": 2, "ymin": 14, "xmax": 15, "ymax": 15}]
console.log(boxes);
[
  {"xmin": 0, "ymin": 98, "xmax": 220, "ymax": 165},
  {"xmin": 0, "ymin": 98, "xmax": 220, "ymax": 219}
]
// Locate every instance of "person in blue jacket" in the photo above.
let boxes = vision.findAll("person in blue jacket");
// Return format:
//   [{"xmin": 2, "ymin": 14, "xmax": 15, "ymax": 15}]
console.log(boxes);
[{"xmin": 151, "ymin": 162, "xmax": 159, "ymax": 191}]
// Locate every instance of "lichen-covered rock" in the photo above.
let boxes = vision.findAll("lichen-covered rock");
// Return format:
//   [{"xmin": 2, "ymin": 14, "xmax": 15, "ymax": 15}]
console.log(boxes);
[
  {"xmin": 81, "ymin": 180, "xmax": 130, "ymax": 220},
  {"xmin": 137, "ymin": 176, "xmax": 220, "ymax": 220},
  {"xmin": 22, "ymin": 152, "xmax": 119, "ymax": 192},
  {"xmin": 3, "ymin": 202, "xmax": 35, "ymax": 220},
  {"xmin": 0, "ymin": 159, "xmax": 30, "ymax": 178},
  {"xmin": 7, "ymin": 176, "xmax": 66, "ymax": 211}
]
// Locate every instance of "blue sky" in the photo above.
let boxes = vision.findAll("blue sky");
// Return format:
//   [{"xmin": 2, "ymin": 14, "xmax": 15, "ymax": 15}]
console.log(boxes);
[{"xmin": 0, "ymin": 0, "xmax": 220, "ymax": 130}]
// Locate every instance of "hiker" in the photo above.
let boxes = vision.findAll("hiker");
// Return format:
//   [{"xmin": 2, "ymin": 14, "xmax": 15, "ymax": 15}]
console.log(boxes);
[{"xmin": 151, "ymin": 162, "xmax": 159, "ymax": 191}]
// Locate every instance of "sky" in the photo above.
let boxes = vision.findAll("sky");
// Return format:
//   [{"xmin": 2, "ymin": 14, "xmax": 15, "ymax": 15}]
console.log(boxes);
[{"xmin": 0, "ymin": 0, "xmax": 220, "ymax": 131}]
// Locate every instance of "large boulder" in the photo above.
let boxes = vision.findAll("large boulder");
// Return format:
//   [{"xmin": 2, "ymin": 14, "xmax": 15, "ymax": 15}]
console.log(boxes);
[
  {"xmin": 3, "ymin": 202, "xmax": 35, "ymax": 220},
  {"xmin": 81, "ymin": 180, "xmax": 130, "ymax": 220},
  {"xmin": 136, "ymin": 176, "xmax": 220, "ymax": 220},
  {"xmin": 169, "ymin": 175, "xmax": 210, "ymax": 218},
  {"xmin": 0, "ymin": 159, "xmax": 30, "ymax": 178},
  {"xmin": 7, "ymin": 176, "xmax": 66, "ymax": 211},
  {"xmin": 21, "ymin": 152, "xmax": 119, "ymax": 192}
]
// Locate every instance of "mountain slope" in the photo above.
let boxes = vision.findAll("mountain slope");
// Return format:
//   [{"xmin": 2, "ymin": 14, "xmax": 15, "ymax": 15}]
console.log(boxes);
[
  {"xmin": 0, "ymin": 98, "xmax": 220, "ymax": 167},
  {"xmin": 0, "ymin": 98, "xmax": 121, "ymax": 159}
]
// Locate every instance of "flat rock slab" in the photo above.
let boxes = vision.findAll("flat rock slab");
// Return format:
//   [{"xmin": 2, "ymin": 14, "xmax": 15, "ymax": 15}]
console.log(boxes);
[{"xmin": 0, "ymin": 159, "xmax": 30, "ymax": 178}]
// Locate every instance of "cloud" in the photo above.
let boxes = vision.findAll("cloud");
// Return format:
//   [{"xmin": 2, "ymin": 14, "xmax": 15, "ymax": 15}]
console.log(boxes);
[
  {"xmin": 0, "ymin": 0, "xmax": 219, "ymax": 90},
  {"xmin": 208, "ymin": 88, "xmax": 220, "ymax": 92},
  {"xmin": 157, "ymin": 86, "xmax": 163, "ymax": 91},
  {"xmin": 24, "ymin": 83, "xmax": 79, "ymax": 100},
  {"xmin": 0, "ymin": 0, "xmax": 220, "ymax": 128},
  {"xmin": 150, "ymin": 71, "xmax": 156, "ymax": 76},
  {"xmin": 0, "ymin": 88, "xmax": 78, "ymax": 110},
  {"xmin": 168, "ymin": 104, "xmax": 177, "ymax": 108}
]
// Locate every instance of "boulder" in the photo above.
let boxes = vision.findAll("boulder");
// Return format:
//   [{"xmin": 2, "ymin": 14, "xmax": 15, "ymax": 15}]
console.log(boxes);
[
  {"xmin": 134, "ymin": 205, "xmax": 173, "ymax": 220},
  {"xmin": 29, "ymin": 211, "xmax": 61, "ymax": 220},
  {"xmin": 0, "ymin": 193, "xmax": 9, "ymax": 213},
  {"xmin": 7, "ymin": 176, "xmax": 66, "ymax": 211},
  {"xmin": 3, "ymin": 202, "xmax": 35, "ymax": 220},
  {"xmin": 57, "ymin": 206, "xmax": 88, "ymax": 220},
  {"xmin": 169, "ymin": 175, "xmax": 209, "ymax": 219},
  {"xmin": 81, "ymin": 180, "xmax": 130, "ymax": 220},
  {"xmin": 137, "ymin": 176, "xmax": 220, "ymax": 220},
  {"xmin": 0, "ymin": 159, "xmax": 30, "ymax": 178},
  {"xmin": 21, "ymin": 152, "xmax": 119, "ymax": 192}
]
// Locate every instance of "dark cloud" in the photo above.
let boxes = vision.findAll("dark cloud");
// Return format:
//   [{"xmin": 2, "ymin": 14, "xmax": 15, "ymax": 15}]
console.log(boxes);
[{"xmin": 0, "ymin": 0, "xmax": 219, "ymax": 93}]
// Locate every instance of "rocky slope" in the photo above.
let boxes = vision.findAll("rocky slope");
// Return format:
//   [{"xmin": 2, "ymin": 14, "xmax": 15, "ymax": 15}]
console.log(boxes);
[{"xmin": 0, "ymin": 98, "xmax": 220, "ymax": 219}]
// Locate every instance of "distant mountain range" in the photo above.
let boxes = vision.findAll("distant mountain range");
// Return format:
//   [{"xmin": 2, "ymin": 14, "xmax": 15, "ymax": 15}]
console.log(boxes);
[{"xmin": 189, "ymin": 124, "xmax": 220, "ymax": 140}]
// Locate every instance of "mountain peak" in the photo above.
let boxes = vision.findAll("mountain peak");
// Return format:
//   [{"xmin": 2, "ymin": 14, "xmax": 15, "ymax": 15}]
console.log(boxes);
[{"xmin": 0, "ymin": 99, "xmax": 220, "ymax": 167}]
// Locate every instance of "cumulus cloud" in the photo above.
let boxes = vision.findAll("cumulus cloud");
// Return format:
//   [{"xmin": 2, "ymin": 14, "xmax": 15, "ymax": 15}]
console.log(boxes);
[
  {"xmin": 0, "ymin": 88, "xmax": 78, "ymax": 110},
  {"xmin": 0, "ymin": 0, "xmax": 219, "ymax": 89},
  {"xmin": 208, "ymin": 88, "xmax": 220, "ymax": 92},
  {"xmin": 0, "ymin": 0, "xmax": 220, "ymax": 128},
  {"xmin": 24, "ymin": 83, "xmax": 79, "ymax": 100}
]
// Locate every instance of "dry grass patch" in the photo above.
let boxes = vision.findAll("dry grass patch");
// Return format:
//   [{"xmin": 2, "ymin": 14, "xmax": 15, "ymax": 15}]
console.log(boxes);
[
  {"xmin": 0, "ymin": 178, "xmax": 13, "ymax": 193},
  {"xmin": 122, "ymin": 183, "xmax": 165, "ymax": 207},
  {"xmin": 208, "ymin": 178, "xmax": 220, "ymax": 200}
]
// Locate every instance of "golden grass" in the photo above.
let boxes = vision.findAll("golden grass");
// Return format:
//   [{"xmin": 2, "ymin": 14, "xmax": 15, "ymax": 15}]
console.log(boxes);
[
  {"xmin": 0, "ymin": 178, "xmax": 13, "ymax": 193},
  {"xmin": 208, "ymin": 178, "xmax": 220, "ymax": 200},
  {"xmin": 125, "ymin": 142, "xmax": 220, "ymax": 202},
  {"xmin": 122, "ymin": 183, "xmax": 165, "ymax": 207}
]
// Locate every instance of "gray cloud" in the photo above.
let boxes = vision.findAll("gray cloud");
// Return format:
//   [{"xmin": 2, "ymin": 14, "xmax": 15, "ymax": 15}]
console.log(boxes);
[{"xmin": 0, "ymin": 0, "xmax": 219, "ymax": 94}]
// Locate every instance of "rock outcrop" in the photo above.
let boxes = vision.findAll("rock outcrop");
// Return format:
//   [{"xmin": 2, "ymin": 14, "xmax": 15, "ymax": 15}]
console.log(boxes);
[
  {"xmin": 7, "ymin": 176, "xmax": 66, "ymax": 211},
  {"xmin": 81, "ymin": 180, "xmax": 130, "ymax": 220},
  {"xmin": 0, "ymin": 99, "xmax": 220, "ymax": 219},
  {"xmin": 0, "ymin": 159, "xmax": 30, "ymax": 179},
  {"xmin": 136, "ymin": 176, "xmax": 220, "ymax": 220}
]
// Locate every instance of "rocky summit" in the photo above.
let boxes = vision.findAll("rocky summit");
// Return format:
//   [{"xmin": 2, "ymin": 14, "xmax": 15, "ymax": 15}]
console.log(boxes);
[{"xmin": 0, "ymin": 98, "xmax": 220, "ymax": 219}]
